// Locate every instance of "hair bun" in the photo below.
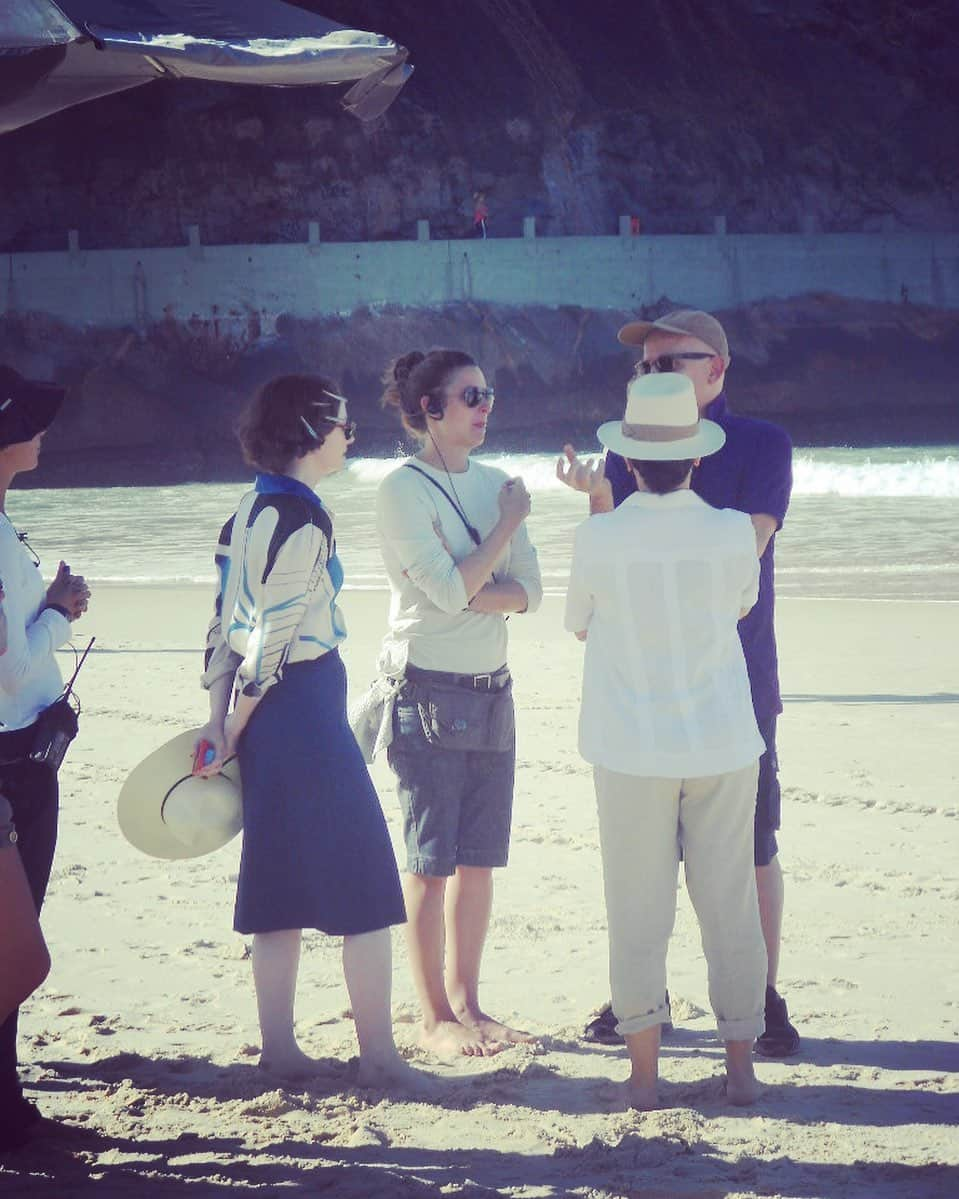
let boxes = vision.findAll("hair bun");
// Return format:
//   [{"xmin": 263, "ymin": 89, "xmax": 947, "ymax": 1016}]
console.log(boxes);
[{"xmin": 394, "ymin": 351, "xmax": 425, "ymax": 384}]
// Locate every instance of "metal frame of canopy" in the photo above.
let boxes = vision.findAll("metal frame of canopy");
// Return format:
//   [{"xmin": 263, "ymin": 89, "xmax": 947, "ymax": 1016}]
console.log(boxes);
[{"xmin": 0, "ymin": 0, "xmax": 412, "ymax": 132}]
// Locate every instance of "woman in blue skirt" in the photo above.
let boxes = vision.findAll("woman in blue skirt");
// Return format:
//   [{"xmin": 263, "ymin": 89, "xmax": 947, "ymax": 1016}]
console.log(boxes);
[{"xmin": 196, "ymin": 374, "xmax": 417, "ymax": 1089}]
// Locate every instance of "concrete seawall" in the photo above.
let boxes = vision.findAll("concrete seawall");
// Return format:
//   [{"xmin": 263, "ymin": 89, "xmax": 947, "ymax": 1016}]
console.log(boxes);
[{"xmin": 2, "ymin": 231, "xmax": 957, "ymax": 330}]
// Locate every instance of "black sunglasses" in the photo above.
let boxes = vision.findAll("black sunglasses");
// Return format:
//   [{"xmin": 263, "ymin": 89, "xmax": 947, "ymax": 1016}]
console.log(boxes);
[
  {"xmin": 460, "ymin": 386, "xmax": 495, "ymax": 409},
  {"xmin": 636, "ymin": 352, "xmax": 716, "ymax": 376}
]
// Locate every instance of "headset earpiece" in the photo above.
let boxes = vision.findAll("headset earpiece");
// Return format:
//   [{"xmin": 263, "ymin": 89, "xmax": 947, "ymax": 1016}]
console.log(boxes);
[{"xmin": 424, "ymin": 394, "xmax": 444, "ymax": 420}]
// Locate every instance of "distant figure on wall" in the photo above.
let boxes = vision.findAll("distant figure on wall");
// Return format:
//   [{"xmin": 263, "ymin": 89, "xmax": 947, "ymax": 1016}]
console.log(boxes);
[
  {"xmin": 630, "ymin": 215, "xmax": 641, "ymax": 236},
  {"xmin": 473, "ymin": 192, "xmax": 489, "ymax": 239}
]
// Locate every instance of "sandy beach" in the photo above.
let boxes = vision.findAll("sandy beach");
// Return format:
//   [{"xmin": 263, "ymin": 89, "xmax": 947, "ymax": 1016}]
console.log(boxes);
[{"xmin": 1, "ymin": 587, "xmax": 956, "ymax": 1198}]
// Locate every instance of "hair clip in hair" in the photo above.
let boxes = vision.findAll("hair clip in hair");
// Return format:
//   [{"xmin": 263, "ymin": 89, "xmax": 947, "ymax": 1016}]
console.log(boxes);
[{"xmin": 299, "ymin": 414, "xmax": 319, "ymax": 440}]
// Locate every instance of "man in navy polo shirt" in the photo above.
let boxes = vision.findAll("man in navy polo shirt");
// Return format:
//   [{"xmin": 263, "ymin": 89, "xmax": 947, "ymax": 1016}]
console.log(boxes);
[{"xmin": 558, "ymin": 308, "xmax": 799, "ymax": 1058}]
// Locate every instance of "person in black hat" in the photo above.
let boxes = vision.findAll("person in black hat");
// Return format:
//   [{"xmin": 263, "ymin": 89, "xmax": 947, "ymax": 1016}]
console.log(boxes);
[
  {"xmin": 0, "ymin": 365, "xmax": 91, "ymax": 1154},
  {"xmin": 0, "ymin": 582, "xmax": 51, "ymax": 1030}
]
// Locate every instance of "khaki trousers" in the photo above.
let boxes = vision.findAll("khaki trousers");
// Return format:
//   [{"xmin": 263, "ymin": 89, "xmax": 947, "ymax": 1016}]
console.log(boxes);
[{"xmin": 594, "ymin": 762, "xmax": 766, "ymax": 1042}]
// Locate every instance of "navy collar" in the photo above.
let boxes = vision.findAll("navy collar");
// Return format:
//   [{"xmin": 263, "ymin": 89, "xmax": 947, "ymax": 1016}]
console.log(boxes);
[
  {"xmin": 704, "ymin": 392, "xmax": 728, "ymax": 422},
  {"xmin": 255, "ymin": 472, "xmax": 325, "ymax": 509}
]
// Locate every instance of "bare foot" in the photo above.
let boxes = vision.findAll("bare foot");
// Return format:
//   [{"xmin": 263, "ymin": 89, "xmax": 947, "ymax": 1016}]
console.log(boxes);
[
  {"xmin": 597, "ymin": 1079, "xmax": 660, "ymax": 1112},
  {"xmin": 356, "ymin": 1054, "xmax": 442, "ymax": 1098},
  {"xmin": 457, "ymin": 1010, "xmax": 539, "ymax": 1048},
  {"xmin": 626, "ymin": 1080, "xmax": 660, "ymax": 1111},
  {"xmin": 419, "ymin": 1019, "xmax": 503, "ymax": 1059},
  {"xmin": 258, "ymin": 1046, "xmax": 331, "ymax": 1080},
  {"xmin": 724, "ymin": 1074, "xmax": 763, "ymax": 1106},
  {"xmin": 724, "ymin": 1039, "xmax": 762, "ymax": 1106}
]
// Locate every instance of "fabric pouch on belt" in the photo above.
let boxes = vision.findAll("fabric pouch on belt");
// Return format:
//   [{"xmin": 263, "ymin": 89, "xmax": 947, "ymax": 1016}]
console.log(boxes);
[
  {"xmin": 348, "ymin": 674, "xmax": 402, "ymax": 764},
  {"xmin": 414, "ymin": 677, "xmax": 514, "ymax": 752}
]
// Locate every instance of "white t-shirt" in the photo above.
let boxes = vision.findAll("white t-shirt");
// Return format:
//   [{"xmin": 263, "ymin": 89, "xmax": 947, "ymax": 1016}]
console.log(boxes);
[
  {"xmin": 376, "ymin": 458, "xmax": 542, "ymax": 674},
  {"xmin": 0, "ymin": 516, "xmax": 70, "ymax": 731},
  {"xmin": 565, "ymin": 489, "xmax": 764, "ymax": 778}
]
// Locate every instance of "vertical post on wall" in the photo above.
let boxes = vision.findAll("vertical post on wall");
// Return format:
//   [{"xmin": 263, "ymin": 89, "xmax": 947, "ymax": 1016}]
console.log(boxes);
[
  {"xmin": 461, "ymin": 252, "xmax": 472, "ymax": 300},
  {"xmin": 523, "ymin": 216, "xmax": 536, "ymax": 239},
  {"xmin": 714, "ymin": 214, "xmax": 727, "ymax": 236},
  {"xmin": 308, "ymin": 221, "xmax": 320, "ymax": 245},
  {"xmin": 619, "ymin": 215, "xmax": 632, "ymax": 238},
  {"xmin": 68, "ymin": 229, "xmax": 80, "ymax": 256},
  {"xmin": 930, "ymin": 250, "xmax": 945, "ymax": 307},
  {"xmin": 133, "ymin": 260, "xmax": 148, "ymax": 336},
  {"xmin": 3, "ymin": 255, "xmax": 15, "ymax": 314},
  {"xmin": 417, "ymin": 220, "xmax": 430, "ymax": 242},
  {"xmin": 186, "ymin": 224, "xmax": 203, "ymax": 259}
]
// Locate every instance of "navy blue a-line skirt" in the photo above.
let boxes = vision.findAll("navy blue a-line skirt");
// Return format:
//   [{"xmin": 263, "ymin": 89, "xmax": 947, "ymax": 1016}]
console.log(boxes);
[{"xmin": 234, "ymin": 652, "xmax": 406, "ymax": 936}]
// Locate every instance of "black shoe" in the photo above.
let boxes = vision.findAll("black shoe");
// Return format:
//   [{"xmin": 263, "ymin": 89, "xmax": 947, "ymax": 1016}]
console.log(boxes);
[
  {"xmin": 583, "ymin": 1002, "xmax": 623, "ymax": 1045},
  {"xmin": 661, "ymin": 989, "xmax": 674, "ymax": 1036},
  {"xmin": 0, "ymin": 1097, "xmax": 43, "ymax": 1154},
  {"xmin": 582, "ymin": 993, "xmax": 673, "ymax": 1045},
  {"xmin": 755, "ymin": 985, "xmax": 800, "ymax": 1057}
]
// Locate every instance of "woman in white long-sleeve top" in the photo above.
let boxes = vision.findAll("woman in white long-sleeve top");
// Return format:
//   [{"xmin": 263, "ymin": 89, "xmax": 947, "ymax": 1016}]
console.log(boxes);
[
  {"xmin": 0, "ymin": 365, "xmax": 89, "ymax": 1153},
  {"xmin": 196, "ymin": 374, "xmax": 423, "ymax": 1092},
  {"xmin": 376, "ymin": 348, "xmax": 542, "ymax": 1060}
]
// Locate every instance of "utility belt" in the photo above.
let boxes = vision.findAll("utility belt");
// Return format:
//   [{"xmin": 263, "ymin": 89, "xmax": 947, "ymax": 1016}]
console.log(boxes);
[
  {"xmin": 404, "ymin": 663, "xmax": 512, "ymax": 693},
  {"xmin": 0, "ymin": 697, "xmax": 79, "ymax": 774},
  {"xmin": 0, "ymin": 722, "xmax": 40, "ymax": 767},
  {"xmin": 398, "ymin": 664, "xmax": 514, "ymax": 751}
]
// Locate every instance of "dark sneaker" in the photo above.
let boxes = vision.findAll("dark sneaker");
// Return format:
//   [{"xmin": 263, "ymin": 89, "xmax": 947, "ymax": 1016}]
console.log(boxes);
[
  {"xmin": 582, "ymin": 993, "xmax": 673, "ymax": 1044},
  {"xmin": 582, "ymin": 1001, "xmax": 623, "ymax": 1045},
  {"xmin": 661, "ymin": 991, "xmax": 674, "ymax": 1036},
  {"xmin": 755, "ymin": 985, "xmax": 800, "ymax": 1057},
  {"xmin": 0, "ymin": 1097, "xmax": 43, "ymax": 1154}
]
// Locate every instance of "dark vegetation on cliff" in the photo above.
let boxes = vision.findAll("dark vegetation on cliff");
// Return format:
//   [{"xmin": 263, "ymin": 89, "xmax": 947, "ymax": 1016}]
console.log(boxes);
[
  {"xmin": 3, "ymin": 295, "xmax": 956, "ymax": 487},
  {"xmin": 2, "ymin": 0, "xmax": 957, "ymax": 249}
]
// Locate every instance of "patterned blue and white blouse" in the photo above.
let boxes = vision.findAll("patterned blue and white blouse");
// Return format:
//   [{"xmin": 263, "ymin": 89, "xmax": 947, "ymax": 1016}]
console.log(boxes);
[{"xmin": 202, "ymin": 474, "xmax": 346, "ymax": 699}]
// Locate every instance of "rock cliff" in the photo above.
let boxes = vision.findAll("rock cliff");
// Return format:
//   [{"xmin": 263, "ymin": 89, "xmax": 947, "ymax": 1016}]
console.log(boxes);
[
  {"xmin": 1, "ymin": 1, "xmax": 956, "ymax": 249},
  {"xmin": 2, "ymin": 2, "xmax": 956, "ymax": 483}
]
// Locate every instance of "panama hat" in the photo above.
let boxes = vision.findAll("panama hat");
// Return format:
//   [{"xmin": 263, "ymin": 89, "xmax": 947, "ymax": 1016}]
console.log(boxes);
[
  {"xmin": 118, "ymin": 729, "xmax": 242, "ymax": 860},
  {"xmin": 597, "ymin": 373, "xmax": 726, "ymax": 462}
]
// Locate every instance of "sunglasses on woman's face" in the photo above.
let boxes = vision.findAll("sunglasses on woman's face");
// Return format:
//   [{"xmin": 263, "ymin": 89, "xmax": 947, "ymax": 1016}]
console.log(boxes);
[
  {"xmin": 636, "ymin": 352, "xmax": 716, "ymax": 375},
  {"xmin": 460, "ymin": 386, "xmax": 496, "ymax": 409}
]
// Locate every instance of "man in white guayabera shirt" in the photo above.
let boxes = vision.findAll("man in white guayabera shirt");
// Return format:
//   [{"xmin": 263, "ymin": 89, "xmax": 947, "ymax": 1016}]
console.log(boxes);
[{"xmin": 565, "ymin": 372, "xmax": 767, "ymax": 1110}]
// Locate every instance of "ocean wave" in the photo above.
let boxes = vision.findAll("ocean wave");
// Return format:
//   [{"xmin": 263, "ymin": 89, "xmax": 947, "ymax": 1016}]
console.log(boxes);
[
  {"xmin": 776, "ymin": 563, "xmax": 959, "ymax": 575},
  {"xmin": 792, "ymin": 456, "xmax": 959, "ymax": 498},
  {"xmin": 346, "ymin": 451, "xmax": 959, "ymax": 498}
]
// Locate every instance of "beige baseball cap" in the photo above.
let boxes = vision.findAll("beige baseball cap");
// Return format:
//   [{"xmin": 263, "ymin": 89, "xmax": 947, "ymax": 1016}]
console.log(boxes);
[{"xmin": 617, "ymin": 309, "xmax": 730, "ymax": 363}]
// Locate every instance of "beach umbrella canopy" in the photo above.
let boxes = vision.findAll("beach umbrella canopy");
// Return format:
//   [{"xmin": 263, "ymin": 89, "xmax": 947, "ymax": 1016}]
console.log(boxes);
[{"xmin": 0, "ymin": 0, "xmax": 412, "ymax": 134}]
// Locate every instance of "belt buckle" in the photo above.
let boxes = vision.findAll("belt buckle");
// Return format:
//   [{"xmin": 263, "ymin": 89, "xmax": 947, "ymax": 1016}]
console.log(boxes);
[{"xmin": 472, "ymin": 673, "xmax": 492, "ymax": 690}]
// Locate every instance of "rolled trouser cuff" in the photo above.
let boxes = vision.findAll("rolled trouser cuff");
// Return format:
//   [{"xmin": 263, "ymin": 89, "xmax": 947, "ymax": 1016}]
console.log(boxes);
[
  {"xmin": 716, "ymin": 1010, "xmax": 765, "ymax": 1042},
  {"xmin": 615, "ymin": 1002, "xmax": 671, "ymax": 1038}
]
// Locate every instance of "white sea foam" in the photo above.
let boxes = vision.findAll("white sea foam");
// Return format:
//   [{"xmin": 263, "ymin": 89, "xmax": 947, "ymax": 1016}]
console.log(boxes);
[
  {"xmin": 792, "ymin": 454, "xmax": 959, "ymax": 498},
  {"xmin": 12, "ymin": 446, "xmax": 959, "ymax": 599},
  {"xmin": 347, "ymin": 450, "xmax": 959, "ymax": 498}
]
